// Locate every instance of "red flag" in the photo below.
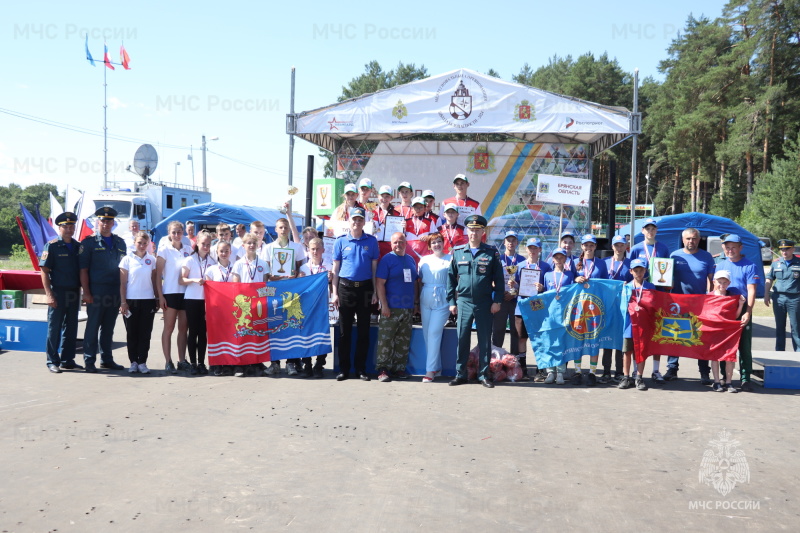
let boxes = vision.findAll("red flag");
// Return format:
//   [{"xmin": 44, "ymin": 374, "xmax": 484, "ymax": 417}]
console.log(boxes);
[
  {"xmin": 103, "ymin": 43, "xmax": 115, "ymax": 70},
  {"xmin": 120, "ymin": 44, "xmax": 131, "ymax": 70},
  {"xmin": 206, "ymin": 281, "xmax": 271, "ymax": 365},
  {"xmin": 15, "ymin": 216, "xmax": 41, "ymax": 271},
  {"xmin": 631, "ymin": 291, "xmax": 743, "ymax": 363}
]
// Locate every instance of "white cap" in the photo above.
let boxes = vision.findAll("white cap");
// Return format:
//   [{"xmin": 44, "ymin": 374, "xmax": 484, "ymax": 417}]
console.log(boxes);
[{"xmin": 714, "ymin": 270, "xmax": 732, "ymax": 281}]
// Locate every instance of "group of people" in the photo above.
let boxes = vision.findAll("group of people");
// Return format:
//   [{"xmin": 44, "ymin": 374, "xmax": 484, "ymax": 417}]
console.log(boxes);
[{"xmin": 39, "ymin": 180, "xmax": 798, "ymax": 394}]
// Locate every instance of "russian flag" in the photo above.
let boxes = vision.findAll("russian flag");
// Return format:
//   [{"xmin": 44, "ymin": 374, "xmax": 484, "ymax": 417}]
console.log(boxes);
[
  {"xmin": 103, "ymin": 43, "xmax": 115, "ymax": 70},
  {"xmin": 120, "ymin": 43, "xmax": 131, "ymax": 70}
]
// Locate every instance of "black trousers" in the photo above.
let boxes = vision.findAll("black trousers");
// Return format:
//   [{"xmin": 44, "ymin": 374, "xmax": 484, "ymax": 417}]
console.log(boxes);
[
  {"xmin": 602, "ymin": 348, "xmax": 623, "ymax": 374},
  {"xmin": 337, "ymin": 279, "xmax": 374, "ymax": 375},
  {"xmin": 123, "ymin": 299, "xmax": 157, "ymax": 364},
  {"xmin": 185, "ymin": 299, "xmax": 207, "ymax": 366}
]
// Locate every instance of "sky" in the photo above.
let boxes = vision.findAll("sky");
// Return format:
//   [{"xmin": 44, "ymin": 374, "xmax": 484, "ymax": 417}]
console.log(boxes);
[{"xmin": 1, "ymin": 0, "xmax": 731, "ymax": 213}]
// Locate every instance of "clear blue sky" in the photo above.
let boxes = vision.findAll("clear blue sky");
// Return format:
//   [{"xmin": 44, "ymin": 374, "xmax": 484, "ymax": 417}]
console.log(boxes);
[{"xmin": 1, "ymin": 0, "xmax": 729, "ymax": 210}]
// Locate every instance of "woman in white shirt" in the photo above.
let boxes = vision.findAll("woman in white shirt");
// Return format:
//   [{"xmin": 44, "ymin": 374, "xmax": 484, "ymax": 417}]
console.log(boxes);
[
  {"xmin": 156, "ymin": 221, "xmax": 193, "ymax": 374},
  {"xmin": 180, "ymin": 231, "xmax": 216, "ymax": 375},
  {"xmin": 119, "ymin": 231, "xmax": 158, "ymax": 374},
  {"xmin": 417, "ymin": 233, "xmax": 452, "ymax": 382}
]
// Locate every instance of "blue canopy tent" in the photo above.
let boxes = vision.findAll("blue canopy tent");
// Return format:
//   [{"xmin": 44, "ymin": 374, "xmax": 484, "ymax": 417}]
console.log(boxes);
[
  {"xmin": 616, "ymin": 212, "xmax": 765, "ymax": 297},
  {"xmin": 152, "ymin": 202, "xmax": 303, "ymax": 244}
]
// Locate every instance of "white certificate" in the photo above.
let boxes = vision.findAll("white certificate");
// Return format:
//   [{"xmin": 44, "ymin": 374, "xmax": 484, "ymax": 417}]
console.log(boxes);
[
  {"xmin": 382, "ymin": 216, "xmax": 406, "ymax": 242},
  {"xmin": 270, "ymin": 248, "xmax": 295, "ymax": 277},
  {"xmin": 323, "ymin": 236, "xmax": 335, "ymax": 262},
  {"xmin": 518, "ymin": 268, "xmax": 542, "ymax": 298}
]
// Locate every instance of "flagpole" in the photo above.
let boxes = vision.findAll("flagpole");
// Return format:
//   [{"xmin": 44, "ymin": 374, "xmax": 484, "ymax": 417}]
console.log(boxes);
[
  {"xmin": 287, "ymin": 67, "xmax": 296, "ymax": 212},
  {"xmin": 103, "ymin": 63, "xmax": 108, "ymax": 188}
]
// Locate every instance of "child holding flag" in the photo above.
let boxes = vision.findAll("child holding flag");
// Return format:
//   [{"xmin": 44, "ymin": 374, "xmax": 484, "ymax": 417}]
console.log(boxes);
[
  {"xmin": 709, "ymin": 270, "xmax": 745, "ymax": 393},
  {"xmin": 231, "ymin": 233, "xmax": 270, "ymax": 377},
  {"xmin": 619, "ymin": 258, "xmax": 655, "ymax": 391},
  {"xmin": 205, "ymin": 241, "xmax": 235, "ymax": 376},
  {"xmin": 297, "ymin": 238, "xmax": 333, "ymax": 378},
  {"xmin": 542, "ymin": 248, "xmax": 575, "ymax": 385},
  {"xmin": 571, "ymin": 234, "xmax": 610, "ymax": 385}
]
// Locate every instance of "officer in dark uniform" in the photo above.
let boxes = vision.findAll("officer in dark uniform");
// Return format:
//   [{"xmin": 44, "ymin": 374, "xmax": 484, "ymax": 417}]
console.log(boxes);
[
  {"xmin": 40, "ymin": 212, "xmax": 83, "ymax": 373},
  {"xmin": 764, "ymin": 239, "xmax": 800, "ymax": 352},
  {"xmin": 447, "ymin": 215, "xmax": 504, "ymax": 388},
  {"xmin": 79, "ymin": 206, "xmax": 128, "ymax": 372}
]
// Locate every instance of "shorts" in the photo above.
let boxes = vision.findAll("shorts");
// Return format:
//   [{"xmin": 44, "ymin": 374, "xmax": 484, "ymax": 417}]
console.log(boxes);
[
  {"xmin": 164, "ymin": 293, "xmax": 186, "ymax": 311},
  {"xmin": 622, "ymin": 337, "xmax": 634, "ymax": 354},
  {"xmin": 515, "ymin": 315, "xmax": 528, "ymax": 339}
]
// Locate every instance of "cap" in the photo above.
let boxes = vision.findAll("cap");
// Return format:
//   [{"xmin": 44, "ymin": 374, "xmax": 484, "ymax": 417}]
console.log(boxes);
[
  {"xmin": 504, "ymin": 230, "xmax": 518, "ymax": 240},
  {"xmin": 95, "ymin": 206, "xmax": 118, "ymax": 219},
  {"xmin": 721, "ymin": 234, "xmax": 742, "ymax": 244},
  {"xmin": 56, "ymin": 212, "xmax": 77, "ymax": 225},
  {"xmin": 411, "ymin": 196, "xmax": 426, "ymax": 206},
  {"xmin": 526, "ymin": 237, "xmax": 542, "ymax": 248},
  {"xmin": 442, "ymin": 202, "xmax": 458, "ymax": 213},
  {"xmin": 349, "ymin": 207, "xmax": 366, "ymax": 219},
  {"xmin": 714, "ymin": 270, "xmax": 732, "ymax": 280},
  {"xmin": 465, "ymin": 215, "xmax": 487, "ymax": 228},
  {"xmin": 612, "ymin": 235, "xmax": 627, "ymax": 245},
  {"xmin": 560, "ymin": 231, "xmax": 575, "ymax": 240},
  {"xmin": 378, "ymin": 185, "xmax": 394, "ymax": 196},
  {"xmin": 777, "ymin": 239, "xmax": 795, "ymax": 249},
  {"xmin": 344, "ymin": 183, "xmax": 358, "ymax": 194},
  {"xmin": 581, "ymin": 234, "xmax": 597, "ymax": 244},
  {"xmin": 630, "ymin": 258, "xmax": 648, "ymax": 270},
  {"xmin": 551, "ymin": 247, "xmax": 567, "ymax": 257},
  {"xmin": 422, "ymin": 189, "xmax": 435, "ymax": 198},
  {"xmin": 358, "ymin": 178, "xmax": 373, "ymax": 189},
  {"xmin": 453, "ymin": 173, "xmax": 469, "ymax": 184},
  {"xmin": 397, "ymin": 181, "xmax": 413, "ymax": 191},
  {"xmin": 643, "ymin": 218, "xmax": 658, "ymax": 228}
]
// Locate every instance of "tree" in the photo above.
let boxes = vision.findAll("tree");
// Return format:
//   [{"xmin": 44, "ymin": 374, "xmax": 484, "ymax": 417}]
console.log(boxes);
[{"xmin": 0, "ymin": 182, "xmax": 62, "ymax": 253}]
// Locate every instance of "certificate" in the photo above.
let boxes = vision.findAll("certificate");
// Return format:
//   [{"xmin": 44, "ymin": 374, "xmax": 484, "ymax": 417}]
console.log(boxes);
[
  {"xmin": 649, "ymin": 257, "xmax": 674, "ymax": 288},
  {"xmin": 322, "ymin": 236, "xmax": 335, "ymax": 262},
  {"xmin": 518, "ymin": 268, "xmax": 541, "ymax": 298},
  {"xmin": 270, "ymin": 248, "xmax": 295, "ymax": 277},
  {"xmin": 381, "ymin": 215, "xmax": 406, "ymax": 242}
]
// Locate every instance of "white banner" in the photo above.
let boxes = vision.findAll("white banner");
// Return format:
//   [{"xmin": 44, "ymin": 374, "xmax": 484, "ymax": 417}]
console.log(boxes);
[{"xmin": 535, "ymin": 174, "xmax": 591, "ymax": 207}]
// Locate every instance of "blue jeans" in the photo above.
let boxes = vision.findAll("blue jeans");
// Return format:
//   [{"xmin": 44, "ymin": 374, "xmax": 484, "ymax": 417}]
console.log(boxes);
[
  {"xmin": 83, "ymin": 291, "xmax": 121, "ymax": 365},
  {"xmin": 46, "ymin": 288, "xmax": 80, "ymax": 366}
]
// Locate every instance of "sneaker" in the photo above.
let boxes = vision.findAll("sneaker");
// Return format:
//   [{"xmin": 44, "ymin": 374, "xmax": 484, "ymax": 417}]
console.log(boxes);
[
  {"xmin": 422, "ymin": 375, "xmax": 434, "ymax": 383},
  {"xmin": 651, "ymin": 371, "xmax": 666, "ymax": 384},
  {"xmin": 712, "ymin": 382, "xmax": 723, "ymax": 392},
  {"xmin": 165, "ymin": 361, "xmax": 177, "ymax": 375},
  {"xmin": 618, "ymin": 376, "xmax": 632, "ymax": 389},
  {"xmin": 213, "ymin": 366, "xmax": 223, "ymax": 376},
  {"xmin": 303, "ymin": 364, "xmax": 314, "ymax": 378},
  {"xmin": 613, "ymin": 371, "xmax": 623, "ymax": 383},
  {"xmin": 190, "ymin": 364, "xmax": 198, "ymax": 375},
  {"xmin": 197, "ymin": 363, "xmax": 208, "ymax": 375},
  {"xmin": 570, "ymin": 371, "xmax": 583, "ymax": 385},
  {"xmin": 636, "ymin": 377, "xmax": 648, "ymax": 390},
  {"xmin": 598, "ymin": 373, "xmax": 611, "ymax": 384},
  {"xmin": 264, "ymin": 362, "xmax": 280, "ymax": 376},
  {"xmin": 177, "ymin": 360, "xmax": 192, "ymax": 372},
  {"xmin": 234, "ymin": 366, "xmax": 245, "ymax": 377},
  {"xmin": 138, "ymin": 363, "xmax": 150, "ymax": 374},
  {"xmin": 700, "ymin": 374, "xmax": 712, "ymax": 386},
  {"xmin": 287, "ymin": 363, "xmax": 298, "ymax": 376},
  {"xmin": 313, "ymin": 364, "xmax": 324, "ymax": 379},
  {"xmin": 393, "ymin": 370, "xmax": 410, "ymax": 380},
  {"xmin": 556, "ymin": 372, "xmax": 565, "ymax": 385},
  {"xmin": 631, "ymin": 371, "xmax": 639, "ymax": 380},
  {"xmin": 727, "ymin": 385, "xmax": 738, "ymax": 393},
  {"xmin": 534, "ymin": 369, "xmax": 548, "ymax": 382},
  {"xmin": 586, "ymin": 372, "xmax": 597, "ymax": 386},
  {"xmin": 740, "ymin": 381, "xmax": 754, "ymax": 392},
  {"xmin": 128, "ymin": 362, "xmax": 139, "ymax": 373},
  {"xmin": 378, "ymin": 370, "xmax": 391, "ymax": 382},
  {"xmin": 663, "ymin": 368, "xmax": 679, "ymax": 381},
  {"xmin": 544, "ymin": 371, "xmax": 555, "ymax": 384}
]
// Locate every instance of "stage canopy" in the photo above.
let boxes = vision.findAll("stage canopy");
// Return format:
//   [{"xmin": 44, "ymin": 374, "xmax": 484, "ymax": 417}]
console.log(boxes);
[{"xmin": 288, "ymin": 68, "xmax": 637, "ymax": 157}]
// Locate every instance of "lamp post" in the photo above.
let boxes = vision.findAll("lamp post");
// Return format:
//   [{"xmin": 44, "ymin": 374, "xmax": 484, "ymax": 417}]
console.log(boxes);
[
  {"xmin": 201, "ymin": 135, "xmax": 219, "ymax": 193},
  {"xmin": 174, "ymin": 161, "xmax": 180, "ymax": 182}
]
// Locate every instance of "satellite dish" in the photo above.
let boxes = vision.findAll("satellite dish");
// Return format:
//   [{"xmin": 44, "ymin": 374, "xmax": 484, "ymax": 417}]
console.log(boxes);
[{"xmin": 133, "ymin": 144, "xmax": 158, "ymax": 180}]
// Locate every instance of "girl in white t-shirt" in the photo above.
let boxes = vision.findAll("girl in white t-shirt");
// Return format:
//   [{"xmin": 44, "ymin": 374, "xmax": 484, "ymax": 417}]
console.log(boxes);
[
  {"xmin": 156, "ymin": 221, "xmax": 193, "ymax": 374},
  {"xmin": 180, "ymin": 231, "xmax": 216, "ymax": 375},
  {"xmin": 206, "ymin": 241, "xmax": 235, "ymax": 376},
  {"xmin": 231, "ymin": 233, "xmax": 270, "ymax": 377},
  {"xmin": 119, "ymin": 231, "xmax": 158, "ymax": 374}
]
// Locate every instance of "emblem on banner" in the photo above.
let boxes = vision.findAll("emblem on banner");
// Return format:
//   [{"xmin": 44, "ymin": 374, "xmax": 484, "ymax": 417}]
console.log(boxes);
[
  {"xmin": 513, "ymin": 100, "xmax": 534, "ymax": 122},
  {"xmin": 392, "ymin": 99, "xmax": 408, "ymax": 121},
  {"xmin": 233, "ymin": 294, "xmax": 254, "ymax": 331},
  {"xmin": 466, "ymin": 145, "xmax": 495, "ymax": 174},
  {"xmin": 538, "ymin": 182, "xmax": 550, "ymax": 194},
  {"xmin": 564, "ymin": 293, "xmax": 604, "ymax": 341},
  {"xmin": 528, "ymin": 299, "xmax": 545, "ymax": 312},
  {"xmin": 652, "ymin": 307, "xmax": 703, "ymax": 347},
  {"xmin": 449, "ymin": 80, "xmax": 472, "ymax": 120}
]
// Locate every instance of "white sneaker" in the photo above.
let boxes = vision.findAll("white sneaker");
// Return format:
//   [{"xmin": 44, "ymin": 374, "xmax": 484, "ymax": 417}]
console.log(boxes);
[
  {"xmin": 128, "ymin": 362, "xmax": 139, "ymax": 373},
  {"xmin": 138, "ymin": 363, "xmax": 150, "ymax": 374},
  {"xmin": 544, "ymin": 371, "xmax": 555, "ymax": 384},
  {"xmin": 651, "ymin": 371, "xmax": 666, "ymax": 384},
  {"xmin": 556, "ymin": 372, "xmax": 565, "ymax": 385}
]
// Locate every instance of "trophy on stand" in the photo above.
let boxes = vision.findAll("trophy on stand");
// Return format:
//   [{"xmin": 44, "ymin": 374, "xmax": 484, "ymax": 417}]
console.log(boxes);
[
  {"xmin": 277, "ymin": 252, "xmax": 288, "ymax": 274},
  {"xmin": 279, "ymin": 186, "xmax": 300, "ymax": 214},
  {"xmin": 657, "ymin": 260, "xmax": 670, "ymax": 284},
  {"xmin": 506, "ymin": 265, "xmax": 518, "ymax": 295}
]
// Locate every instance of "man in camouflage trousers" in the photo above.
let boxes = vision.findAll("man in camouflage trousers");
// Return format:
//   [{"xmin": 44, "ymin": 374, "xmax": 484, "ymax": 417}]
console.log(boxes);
[{"xmin": 375, "ymin": 232, "xmax": 419, "ymax": 382}]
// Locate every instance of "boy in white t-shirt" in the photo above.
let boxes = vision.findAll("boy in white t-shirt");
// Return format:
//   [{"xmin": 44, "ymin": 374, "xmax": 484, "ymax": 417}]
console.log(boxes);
[{"xmin": 297, "ymin": 237, "xmax": 333, "ymax": 378}]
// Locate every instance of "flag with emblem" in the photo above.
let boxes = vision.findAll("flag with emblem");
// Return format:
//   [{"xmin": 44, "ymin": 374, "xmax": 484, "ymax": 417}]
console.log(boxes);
[
  {"xmin": 205, "ymin": 274, "xmax": 331, "ymax": 366},
  {"xmin": 631, "ymin": 291, "xmax": 742, "ymax": 363},
  {"xmin": 519, "ymin": 279, "xmax": 625, "ymax": 369}
]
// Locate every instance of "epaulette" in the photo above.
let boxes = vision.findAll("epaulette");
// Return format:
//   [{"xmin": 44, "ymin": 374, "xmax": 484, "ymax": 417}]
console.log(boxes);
[
  {"xmin": 453, "ymin": 244, "xmax": 468, "ymax": 251},
  {"xmin": 47, "ymin": 238, "xmax": 58, "ymax": 244}
]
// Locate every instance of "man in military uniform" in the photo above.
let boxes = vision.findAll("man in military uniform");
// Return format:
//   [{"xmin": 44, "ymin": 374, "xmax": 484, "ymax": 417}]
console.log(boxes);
[
  {"xmin": 764, "ymin": 239, "xmax": 800, "ymax": 352},
  {"xmin": 79, "ymin": 207, "xmax": 128, "ymax": 372},
  {"xmin": 447, "ymin": 215, "xmax": 504, "ymax": 388},
  {"xmin": 40, "ymin": 212, "xmax": 83, "ymax": 373}
]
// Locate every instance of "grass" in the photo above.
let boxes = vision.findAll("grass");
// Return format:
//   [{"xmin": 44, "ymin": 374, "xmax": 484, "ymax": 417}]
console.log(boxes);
[{"xmin": 0, "ymin": 256, "xmax": 37, "ymax": 271}]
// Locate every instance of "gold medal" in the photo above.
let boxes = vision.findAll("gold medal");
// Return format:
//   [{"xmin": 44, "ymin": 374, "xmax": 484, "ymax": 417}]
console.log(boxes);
[{"xmin": 583, "ymin": 283, "xmax": 590, "ymax": 289}]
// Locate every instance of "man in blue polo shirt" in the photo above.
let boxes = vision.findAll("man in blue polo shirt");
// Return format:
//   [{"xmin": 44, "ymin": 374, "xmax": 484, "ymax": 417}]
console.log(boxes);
[
  {"xmin": 375, "ymin": 232, "xmax": 419, "ymax": 382},
  {"xmin": 331, "ymin": 207, "xmax": 380, "ymax": 382},
  {"xmin": 666, "ymin": 227, "xmax": 716, "ymax": 383},
  {"xmin": 716, "ymin": 234, "xmax": 758, "ymax": 392}
]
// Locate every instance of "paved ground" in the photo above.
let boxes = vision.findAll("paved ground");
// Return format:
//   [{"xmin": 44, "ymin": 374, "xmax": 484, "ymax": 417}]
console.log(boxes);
[{"xmin": 1, "ymin": 311, "xmax": 799, "ymax": 532}]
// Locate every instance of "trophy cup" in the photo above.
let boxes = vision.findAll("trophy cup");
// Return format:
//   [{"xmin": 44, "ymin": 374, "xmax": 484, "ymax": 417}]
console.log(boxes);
[
  {"xmin": 277, "ymin": 252, "xmax": 288, "ymax": 274},
  {"xmin": 506, "ymin": 265, "xmax": 518, "ymax": 295},
  {"xmin": 280, "ymin": 186, "xmax": 300, "ymax": 214},
  {"xmin": 319, "ymin": 186, "xmax": 328, "ymax": 207},
  {"xmin": 657, "ymin": 261, "xmax": 669, "ymax": 284}
]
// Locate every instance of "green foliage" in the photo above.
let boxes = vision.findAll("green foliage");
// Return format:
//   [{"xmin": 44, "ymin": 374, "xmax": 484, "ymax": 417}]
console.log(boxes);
[
  {"xmin": 0, "ymin": 183, "xmax": 62, "ymax": 254},
  {"xmin": 11, "ymin": 244, "xmax": 28, "ymax": 261}
]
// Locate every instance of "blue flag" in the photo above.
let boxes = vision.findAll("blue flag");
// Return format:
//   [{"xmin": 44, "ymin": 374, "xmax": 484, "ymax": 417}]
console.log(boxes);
[
  {"xmin": 19, "ymin": 203, "xmax": 54, "ymax": 257},
  {"xmin": 519, "ymin": 279, "xmax": 625, "ymax": 369},
  {"xmin": 267, "ymin": 273, "xmax": 332, "ymax": 361},
  {"xmin": 85, "ymin": 34, "xmax": 95, "ymax": 66}
]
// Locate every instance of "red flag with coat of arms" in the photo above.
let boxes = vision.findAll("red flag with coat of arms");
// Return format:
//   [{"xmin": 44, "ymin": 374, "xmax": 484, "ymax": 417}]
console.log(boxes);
[{"xmin": 631, "ymin": 291, "xmax": 743, "ymax": 363}]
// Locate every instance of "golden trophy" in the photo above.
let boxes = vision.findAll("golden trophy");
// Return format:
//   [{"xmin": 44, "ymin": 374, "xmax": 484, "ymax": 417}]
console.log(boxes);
[
  {"xmin": 657, "ymin": 260, "xmax": 669, "ymax": 284},
  {"xmin": 277, "ymin": 252, "xmax": 288, "ymax": 274},
  {"xmin": 506, "ymin": 265, "xmax": 518, "ymax": 295},
  {"xmin": 319, "ymin": 186, "xmax": 328, "ymax": 207}
]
